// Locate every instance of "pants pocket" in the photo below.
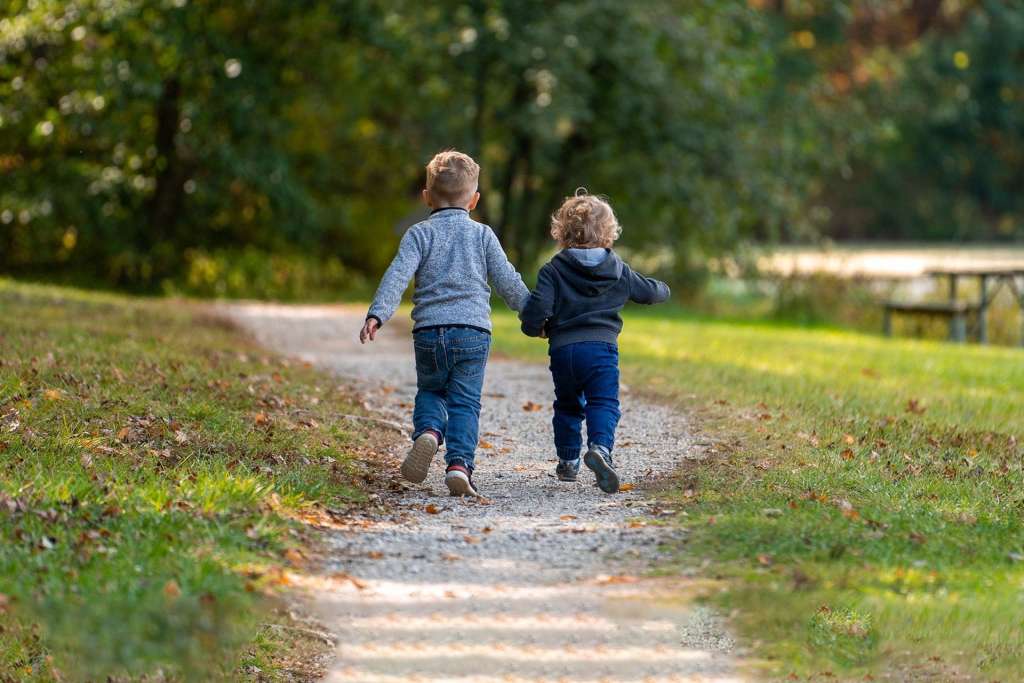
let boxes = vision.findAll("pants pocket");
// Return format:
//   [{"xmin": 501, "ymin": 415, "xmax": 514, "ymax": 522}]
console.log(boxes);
[
  {"xmin": 452, "ymin": 343, "xmax": 490, "ymax": 378},
  {"xmin": 414, "ymin": 343, "xmax": 437, "ymax": 377}
]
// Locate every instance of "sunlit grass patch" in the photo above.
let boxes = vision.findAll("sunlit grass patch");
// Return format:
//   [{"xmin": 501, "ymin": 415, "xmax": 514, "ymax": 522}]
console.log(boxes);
[
  {"xmin": 0, "ymin": 280, "xmax": 369, "ymax": 680},
  {"xmin": 491, "ymin": 306, "xmax": 1024, "ymax": 679}
]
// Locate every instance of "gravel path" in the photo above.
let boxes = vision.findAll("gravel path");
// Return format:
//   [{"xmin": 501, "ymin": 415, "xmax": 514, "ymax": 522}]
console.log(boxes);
[{"xmin": 226, "ymin": 303, "xmax": 741, "ymax": 683}]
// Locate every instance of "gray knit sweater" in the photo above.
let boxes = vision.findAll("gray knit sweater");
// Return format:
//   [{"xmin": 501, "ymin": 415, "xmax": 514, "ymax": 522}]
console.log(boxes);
[{"xmin": 366, "ymin": 208, "xmax": 530, "ymax": 332}]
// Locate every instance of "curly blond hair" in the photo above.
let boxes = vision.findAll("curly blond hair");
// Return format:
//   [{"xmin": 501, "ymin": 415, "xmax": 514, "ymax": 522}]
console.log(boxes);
[
  {"xmin": 549, "ymin": 190, "xmax": 621, "ymax": 248},
  {"xmin": 425, "ymin": 149, "xmax": 480, "ymax": 205}
]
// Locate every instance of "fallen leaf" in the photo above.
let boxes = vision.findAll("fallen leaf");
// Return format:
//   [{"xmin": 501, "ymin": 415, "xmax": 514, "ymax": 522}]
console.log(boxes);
[
  {"xmin": 840, "ymin": 448, "xmax": 855, "ymax": 461},
  {"xmin": 424, "ymin": 504, "xmax": 441, "ymax": 514},
  {"xmin": 330, "ymin": 572, "xmax": 367, "ymax": 590},
  {"xmin": 906, "ymin": 399, "xmax": 926, "ymax": 415},
  {"xmin": 367, "ymin": 550, "xmax": 384, "ymax": 559},
  {"xmin": 478, "ymin": 440, "xmax": 494, "ymax": 449},
  {"xmin": 441, "ymin": 553, "xmax": 462, "ymax": 562},
  {"xmin": 79, "ymin": 452, "xmax": 93, "ymax": 468},
  {"xmin": 253, "ymin": 412, "xmax": 269, "ymax": 426},
  {"xmin": 116, "ymin": 426, "xmax": 131, "ymax": 441},
  {"xmin": 843, "ymin": 434, "xmax": 856, "ymax": 445},
  {"xmin": 618, "ymin": 483, "xmax": 635, "ymax": 492},
  {"xmin": 284, "ymin": 548, "xmax": 305, "ymax": 566},
  {"xmin": 522, "ymin": 401, "xmax": 543, "ymax": 412},
  {"xmin": 481, "ymin": 526, "xmax": 493, "ymax": 534},
  {"xmin": 596, "ymin": 574, "xmax": 638, "ymax": 585},
  {"xmin": 559, "ymin": 514, "xmax": 577, "ymax": 521},
  {"xmin": 163, "ymin": 580, "xmax": 181, "ymax": 599},
  {"xmin": 42, "ymin": 389, "xmax": 63, "ymax": 401},
  {"xmin": 463, "ymin": 535, "xmax": 481, "ymax": 544},
  {"xmin": 757, "ymin": 554, "xmax": 773, "ymax": 566}
]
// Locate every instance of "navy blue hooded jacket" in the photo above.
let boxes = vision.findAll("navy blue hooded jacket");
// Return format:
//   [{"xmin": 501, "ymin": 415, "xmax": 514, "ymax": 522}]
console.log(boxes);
[{"xmin": 519, "ymin": 249, "xmax": 670, "ymax": 349}]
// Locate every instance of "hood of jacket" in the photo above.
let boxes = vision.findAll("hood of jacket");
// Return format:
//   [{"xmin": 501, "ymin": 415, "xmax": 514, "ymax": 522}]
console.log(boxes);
[{"xmin": 552, "ymin": 249, "xmax": 623, "ymax": 297}]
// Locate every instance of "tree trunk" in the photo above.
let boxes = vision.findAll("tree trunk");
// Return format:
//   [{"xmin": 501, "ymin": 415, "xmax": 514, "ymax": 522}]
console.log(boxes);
[{"xmin": 147, "ymin": 77, "xmax": 186, "ymax": 247}]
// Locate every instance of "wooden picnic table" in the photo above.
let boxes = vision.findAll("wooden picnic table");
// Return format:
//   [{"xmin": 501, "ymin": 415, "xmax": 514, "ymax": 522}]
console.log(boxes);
[{"xmin": 925, "ymin": 267, "xmax": 1024, "ymax": 345}]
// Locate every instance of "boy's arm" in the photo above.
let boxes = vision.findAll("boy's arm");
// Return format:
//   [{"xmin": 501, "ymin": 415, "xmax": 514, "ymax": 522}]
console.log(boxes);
[
  {"xmin": 365, "ymin": 230, "xmax": 422, "ymax": 327},
  {"xmin": 484, "ymin": 228, "xmax": 530, "ymax": 312},
  {"xmin": 626, "ymin": 265, "xmax": 671, "ymax": 305},
  {"xmin": 519, "ymin": 265, "xmax": 556, "ymax": 337}
]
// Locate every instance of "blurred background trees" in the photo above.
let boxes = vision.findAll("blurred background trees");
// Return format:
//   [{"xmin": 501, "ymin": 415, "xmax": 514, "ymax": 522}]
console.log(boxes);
[{"xmin": 1, "ymin": 0, "xmax": 1021, "ymax": 297}]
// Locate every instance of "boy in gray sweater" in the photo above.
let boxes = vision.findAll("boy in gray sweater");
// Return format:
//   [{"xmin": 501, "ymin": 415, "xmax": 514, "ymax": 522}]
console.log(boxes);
[{"xmin": 359, "ymin": 150, "xmax": 529, "ymax": 496}]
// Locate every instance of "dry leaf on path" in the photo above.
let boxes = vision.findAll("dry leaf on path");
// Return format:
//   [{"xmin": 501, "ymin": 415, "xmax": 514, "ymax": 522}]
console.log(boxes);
[
  {"xmin": 522, "ymin": 401, "xmax": 543, "ymax": 412},
  {"xmin": 330, "ymin": 572, "xmax": 368, "ymax": 590},
  {"xmin": 424, "ymin": 504, "xmax": 441, "ymax": 514},
  {"xmin": 596, "ymin": 574, "xmax": 638, "ymax": 585},
  {"xmin": 619, "ymin": 483, "xmax": 635, "ymax": 492}
]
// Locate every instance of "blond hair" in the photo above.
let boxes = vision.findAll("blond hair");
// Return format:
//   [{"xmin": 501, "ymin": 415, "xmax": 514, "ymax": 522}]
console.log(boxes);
[
  {"xmin": 550, "ymin": 190, "xmax": 621, "ymax": 248},
  {"xmin": 425, "ymin": 150, "xmax": 480, "ymax": 206}
]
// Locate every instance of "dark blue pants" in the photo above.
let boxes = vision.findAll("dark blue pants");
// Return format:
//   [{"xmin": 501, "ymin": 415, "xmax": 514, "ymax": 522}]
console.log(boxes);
[
  {"xmin": 411, "ymin": 327, "xmax": 491, "ymax": 471},
  {"xmin": 548, "ymin": 341, "xmax": 621, "ymax": 462}
]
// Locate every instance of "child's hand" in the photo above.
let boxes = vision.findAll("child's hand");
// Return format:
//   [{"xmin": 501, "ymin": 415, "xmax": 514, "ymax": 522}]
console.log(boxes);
[{"xmin": 359, "ymin": 318, "xmax": 380, "ymax": 344}]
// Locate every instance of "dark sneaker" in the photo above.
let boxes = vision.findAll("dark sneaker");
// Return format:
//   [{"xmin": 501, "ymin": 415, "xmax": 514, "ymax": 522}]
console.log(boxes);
[
  {"xmin": 583, "ymin": 446, "xmax": 619, "ymax": 493},
  {"xmin": 555, "ymin": 458, "xmax": 580, "ymax": 482},
  {"xmin": 401, "ymin": 431, "xmax": 439, "ymax": 483},
  {"xmin": 445, "ymin": 464, "xmax": 480, "ymax": 497}
]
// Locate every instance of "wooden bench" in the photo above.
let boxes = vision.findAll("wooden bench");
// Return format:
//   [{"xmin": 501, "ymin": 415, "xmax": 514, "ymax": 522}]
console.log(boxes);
[{"xmin": 882, "ymin": 301, "xmax": 980, "ymax": 343}]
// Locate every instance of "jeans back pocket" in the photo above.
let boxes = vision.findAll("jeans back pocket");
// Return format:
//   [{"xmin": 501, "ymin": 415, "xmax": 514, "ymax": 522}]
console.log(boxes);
[{"xmin": 413, "ymin": 343, "xmax": 438, "ymax": 377}]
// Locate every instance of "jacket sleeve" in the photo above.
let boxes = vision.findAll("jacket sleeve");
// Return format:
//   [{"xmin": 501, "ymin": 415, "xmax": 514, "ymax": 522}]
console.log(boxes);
[
  {"xmin": 484, "ymin": 228, "xmax": 530, "ymax": 312},
  {"xmin": 366, "ymin": 230, "xmax": 421, "ymax": 325},
  {"xmin": 626, "ymin": 265, "xmax": 671, "ymax": 305},
  {"xmin": 519, "ymin": 264, "xmax": 556, "ymax": 337}
]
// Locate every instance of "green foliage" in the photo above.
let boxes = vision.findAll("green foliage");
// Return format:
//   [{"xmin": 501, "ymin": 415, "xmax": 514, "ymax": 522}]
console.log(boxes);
[
  {"xmin": 168, "ymin": 247, "xmax": 366, "ymax": 301},
  {"xmin": 0, "ymin": 0, "xmax": 324, "ymax": 289},
  {"xmin": 491, "ymin": 308, "xmax": 1024, "ymax": 678},
  {"xmin": 0, "ymin": 0, "xmax": 832, "ymax": 293},
  {"xmin": 0, "ymin": 280, "xmax": 367, "ymax": 679},
  {"xmin": 782, "ymin": 0, "xmax": 1024, "ymax": 241},
  {"xmin": 2, "ymin": 1, "xmax": 1022, "ymax": 296}
]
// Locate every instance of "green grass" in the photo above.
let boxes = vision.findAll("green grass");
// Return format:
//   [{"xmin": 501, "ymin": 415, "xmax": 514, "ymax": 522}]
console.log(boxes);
[
  {"xmin": 0, "ymin": 280, "xmax": 370, "ymax": 681},
  {"xmin": 491, "ymin": 306, "xmax": 1024, "ymax": 680}
]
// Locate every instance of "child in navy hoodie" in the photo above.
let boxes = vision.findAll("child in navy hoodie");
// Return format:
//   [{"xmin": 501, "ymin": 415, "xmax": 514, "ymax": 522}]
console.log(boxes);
[{"xmin": 519, "ymin": 191, "xmax": 670, "ymax": 492}]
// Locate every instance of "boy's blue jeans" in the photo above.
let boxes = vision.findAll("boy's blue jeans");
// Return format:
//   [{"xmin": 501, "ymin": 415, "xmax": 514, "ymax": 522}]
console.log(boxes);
[
  {"xmin": 548, "ymin": 341, "xmax": 621, "ymax": 462},
  {"xmin": 411, "ymin": 327, "xmax": 491, "ymax": 471}
]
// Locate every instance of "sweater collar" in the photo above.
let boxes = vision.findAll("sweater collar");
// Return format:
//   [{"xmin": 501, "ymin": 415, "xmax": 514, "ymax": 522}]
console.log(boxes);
[{"xmin": 429, "ymin": 206, "xmax": 469, "ymax": 216}]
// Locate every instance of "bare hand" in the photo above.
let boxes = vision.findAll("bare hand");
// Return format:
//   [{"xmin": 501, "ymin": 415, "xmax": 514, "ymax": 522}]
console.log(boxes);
[{"xmin": 359, "ymin": 318, "xmax": 380, "ymax": 344}]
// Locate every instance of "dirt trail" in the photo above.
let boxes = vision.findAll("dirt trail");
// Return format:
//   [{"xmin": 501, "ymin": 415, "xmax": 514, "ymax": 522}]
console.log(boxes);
[{"xmin": 226, "ymin": 303, "xmax": 741, "ymax": 683}]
